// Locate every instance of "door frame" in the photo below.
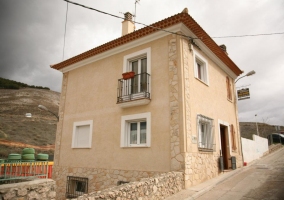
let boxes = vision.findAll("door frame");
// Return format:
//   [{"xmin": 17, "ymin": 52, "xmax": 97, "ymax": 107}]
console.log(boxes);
[{"xmin": 218, "ymin": 120, "xmax": 232, "ymax": 169}]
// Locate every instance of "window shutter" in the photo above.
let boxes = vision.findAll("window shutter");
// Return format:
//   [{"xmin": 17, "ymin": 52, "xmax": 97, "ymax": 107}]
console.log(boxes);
[
  {"xmin": 226, "ymin": 76, "xmax": 232, "ymax": 100},
  {"xmin": 230, "ymin": 124, "xmax": 237, "ymax": 150},
  {"xmin": 229, "ymin": 78, "xmax": 232, "ymax": 100}
]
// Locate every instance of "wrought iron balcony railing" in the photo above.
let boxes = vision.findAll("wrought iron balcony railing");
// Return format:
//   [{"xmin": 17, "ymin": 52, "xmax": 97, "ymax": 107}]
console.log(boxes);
[{"xmin": 117, "ymin": 73, "xmax": 150, "ymax": 103}]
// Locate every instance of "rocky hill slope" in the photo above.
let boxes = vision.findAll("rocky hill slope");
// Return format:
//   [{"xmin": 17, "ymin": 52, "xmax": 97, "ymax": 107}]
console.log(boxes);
[
  {"xmin": 0, "ymin": 88, "xmax": 60, "ymax": 159},
  {"xmin": 240, "ymin": 122, "xmax": 284, "ymax": 140}
]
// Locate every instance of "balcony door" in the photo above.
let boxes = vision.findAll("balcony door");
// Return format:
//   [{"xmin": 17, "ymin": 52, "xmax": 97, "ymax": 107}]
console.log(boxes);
[{"xmin": 130, "ymin": 57, "xmax": 147, "ymax": 94}]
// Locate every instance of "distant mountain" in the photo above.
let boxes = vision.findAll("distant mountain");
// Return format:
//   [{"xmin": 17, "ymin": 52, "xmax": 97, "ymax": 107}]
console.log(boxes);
[
  {"xmin": 0, "ymin": 77, "xmax": 50, "ymax": 90},
  {"xmin": 240, "ymin": 122, "xmax": 284, "ymax": 140},
  {"xmin": 0, "ymin": 87, "xmax": 60, "ymax": 159}
]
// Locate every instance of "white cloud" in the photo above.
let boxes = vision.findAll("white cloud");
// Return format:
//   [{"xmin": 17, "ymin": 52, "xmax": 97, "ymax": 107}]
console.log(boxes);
[{"xmin": 0, "ymin": 0, "xmax": 283, "ymax": 125}]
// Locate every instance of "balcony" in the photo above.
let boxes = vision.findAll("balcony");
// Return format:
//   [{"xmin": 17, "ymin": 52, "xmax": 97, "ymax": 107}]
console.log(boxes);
[{"xmin": 117, "ymin": 73, "xmax": 151, "ymax": 108}]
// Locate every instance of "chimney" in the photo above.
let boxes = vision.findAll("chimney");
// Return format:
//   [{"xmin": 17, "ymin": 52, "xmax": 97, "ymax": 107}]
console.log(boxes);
[
  {"xmin": 219, "ymin": 44, "xmax": 228, "ymax": 55},
  {"xmin": 122, "ymin": 12, "xmax": 134, "ymax": 36}
]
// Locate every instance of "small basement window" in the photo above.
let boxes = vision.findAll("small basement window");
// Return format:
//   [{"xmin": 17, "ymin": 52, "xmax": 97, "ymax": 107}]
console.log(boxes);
[{"xmin": 66, "ymin": 176, "xmax": 88, "ymax": 198}]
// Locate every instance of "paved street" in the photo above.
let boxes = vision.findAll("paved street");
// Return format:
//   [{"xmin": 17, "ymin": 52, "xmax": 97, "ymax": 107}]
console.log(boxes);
[
  {"xmin": 165, "ymin": 148, "xmax": 284, "ymax": 200},
  {"xmin": 195, "ymin": 148, "xmax": 284, "ymax": 200}
]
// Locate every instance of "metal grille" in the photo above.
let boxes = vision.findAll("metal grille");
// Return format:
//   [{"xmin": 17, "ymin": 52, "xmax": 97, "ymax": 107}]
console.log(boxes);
[
  {"xmin": 66, "ymin": 176, "xmax": 88, "ymax": 198},
  {"xmin": 197, "ymin": 114, "xmax": 216, "ymax": 151},
  {"xmin": 117, "ymin": 73, "xmax": 150, "ymax": 103},
  {"xmin": 0, "ymin": 160, "xmax": 49, "ymax": 184}
]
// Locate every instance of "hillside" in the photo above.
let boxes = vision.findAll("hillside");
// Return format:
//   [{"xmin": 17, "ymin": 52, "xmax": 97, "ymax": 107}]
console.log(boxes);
[
  {"xmin": 0, "ymin": 88, "xmax": 60, "ymax": 159},
  {"xmin": 0, "ymin": 77, "xmax": 50, "ymax": 90},
  {"xmin": 240, "ymin": 122, "xmax": 284, "ymax": 140}
]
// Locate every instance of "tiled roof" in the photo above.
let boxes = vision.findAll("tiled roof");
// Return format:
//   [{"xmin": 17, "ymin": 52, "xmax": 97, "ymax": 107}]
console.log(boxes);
[{"xmin": 51, "ymin": 11, "xmax": 242, "ymax": 76}]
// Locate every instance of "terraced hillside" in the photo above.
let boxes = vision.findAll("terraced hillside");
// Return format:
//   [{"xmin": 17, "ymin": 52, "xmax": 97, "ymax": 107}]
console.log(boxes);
[{"xmin": 0, "ymin": 88, "xmax": 60, "ymax": 159}]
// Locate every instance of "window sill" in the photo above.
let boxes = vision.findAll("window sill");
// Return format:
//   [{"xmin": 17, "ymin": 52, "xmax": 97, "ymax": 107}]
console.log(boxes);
[
  {"xmin": 71, "ymin": 147, "xmax": 92, "ymax": 149},
  {"xmin": 195, "ymin": 77, "xmax": 209, "ymax": 86},
  {"xmin": 118, "ymin": 98, "xmax": 150, "ymax": 108},
  {"xmin": 121, "ymin": 145, "xmax": 150, "ymax": 148},
  {"xmin": 198, "ymin": 148, "xmax": 214, "ymax": 152}
]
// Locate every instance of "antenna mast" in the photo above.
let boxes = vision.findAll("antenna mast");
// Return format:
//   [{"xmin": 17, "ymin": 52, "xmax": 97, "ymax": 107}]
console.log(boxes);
[{"xmin": 134, "ymin": 0, "xmax": 140, "ymax": 30}]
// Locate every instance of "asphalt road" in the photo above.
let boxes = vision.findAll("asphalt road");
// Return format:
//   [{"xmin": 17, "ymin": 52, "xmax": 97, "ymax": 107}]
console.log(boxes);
[{"xmin": 195, "ymin": 148, "xmax": 284, "ymax": 200}]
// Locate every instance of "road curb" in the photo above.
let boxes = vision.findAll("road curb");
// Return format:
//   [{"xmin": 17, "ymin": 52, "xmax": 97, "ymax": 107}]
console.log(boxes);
[
  {"xmin": 184, "ymin": 147, "xmax": 284, "ymax": 199},
  {"xmin": 184, "ymin": 167, "xmax": 246, "ymax": 200}
]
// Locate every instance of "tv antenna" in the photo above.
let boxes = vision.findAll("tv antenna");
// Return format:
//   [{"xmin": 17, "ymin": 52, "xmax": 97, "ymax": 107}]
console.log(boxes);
[{"xmin": 134, "ymin": 0, "xmax": 140, "ymax": 30}]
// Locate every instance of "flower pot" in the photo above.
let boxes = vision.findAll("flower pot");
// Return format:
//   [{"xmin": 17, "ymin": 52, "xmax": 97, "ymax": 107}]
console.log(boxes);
[{"xmin": 122, "ymin": 71, "xmax": 135, "ymax": 80}]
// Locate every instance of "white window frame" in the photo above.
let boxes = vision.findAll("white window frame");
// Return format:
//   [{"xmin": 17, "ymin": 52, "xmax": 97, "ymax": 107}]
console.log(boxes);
[
  {"xmin": 121, "ymin": 112, "xmax": 151, "ymax": 147},
  {"xmin": 72, "ymin": 120, "xmax": 93, "ymax": 148},
  {"xmin": 193, "ymin": 50, "xmax": 209, "ymax": 85},
  {"xmin": 123, "ymin": 48, "xmax": 151, "ymax": 94},
  {"xmin": 197, "ymin": 115, "xmax": 215, "ymax": 151},
  {"xmin": 123, "ymin": 48, "xmax": 151, "ymax": 74}
]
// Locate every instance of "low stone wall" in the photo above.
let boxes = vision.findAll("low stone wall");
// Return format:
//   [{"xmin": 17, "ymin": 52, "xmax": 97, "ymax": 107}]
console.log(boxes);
[
  {"xmin": 53, "ymin": 166, "xmax": 165, "ymax": 200},
  {"xmin": 0, "ymin": 179, "xmax": 56, "ymax": 200},
  {"xmin": 184, "ymin": 152, "xmax": 219, "ymax": 188},
  {"xmin": 67, "ymin": 172, "xmax": 183, "ymax": 200}
]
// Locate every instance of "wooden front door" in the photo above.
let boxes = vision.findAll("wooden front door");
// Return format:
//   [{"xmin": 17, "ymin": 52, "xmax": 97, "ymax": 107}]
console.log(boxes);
[{"xmin": 220, "ymin": 125, "xmax": 230, "ymax": 169}]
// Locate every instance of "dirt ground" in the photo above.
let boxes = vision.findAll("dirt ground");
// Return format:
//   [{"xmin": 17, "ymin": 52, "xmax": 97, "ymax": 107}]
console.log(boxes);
[{"xmin": 0, "ymin": 139, "xmax": 55, "ymax": 150}]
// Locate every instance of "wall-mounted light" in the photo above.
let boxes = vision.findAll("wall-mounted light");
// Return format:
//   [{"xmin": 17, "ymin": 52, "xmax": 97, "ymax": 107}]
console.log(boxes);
[{"xmin": 235, "ymin": 70, "xmax": 256, "ymax": 83}]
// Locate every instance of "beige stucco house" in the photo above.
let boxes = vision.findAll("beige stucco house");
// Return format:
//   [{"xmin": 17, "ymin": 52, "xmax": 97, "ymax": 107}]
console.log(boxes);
[{"xmin": 51, "ymin": 9, "xmax": 243, "ymax": 199}]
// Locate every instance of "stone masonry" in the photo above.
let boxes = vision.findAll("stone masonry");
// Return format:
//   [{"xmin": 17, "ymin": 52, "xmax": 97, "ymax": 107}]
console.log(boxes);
[
  {"xmin": 53, "ymin": 72, "xmax": 69, "ymax": 168},
  {"xmin": 0, "ymin": 179, "xmax": 56, "ymax": 200},
  {"xmin": 168, "ymin": 34, "xmax": 184, "ymax": 172},
  {"xmin": 53, "ymin": 72, "xmax": 68, "ymax": 199},
  {"xmin": 66, "ymin": 172, "xmax": 183, "ymax": 200},
  {"xmin": 53, "ymin": 166, "xmax": 164, "ymax": 200}
]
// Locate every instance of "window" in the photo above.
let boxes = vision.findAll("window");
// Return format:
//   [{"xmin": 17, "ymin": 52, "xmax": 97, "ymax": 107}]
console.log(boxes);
[
  {"xmin": 66, "ymin": 176, "xmax": 88, "ymax": 198},
  {"xmin": 196, "ymin": 59, "xmax": 206, "ymax": 80},
  {"xmin": 123, "ymin": 48, "xmax": 151, "ymax": 75},
  {"xmin": 121, "ymin": 112, "xmax": 151, "ymax": 147},
  {"xmin": 226, "ymin": 76, "xmax": 232, "ymax": 100},
  {"xmin": 118, "ymin": 48, "xmax": 151, "ymax": 107},
  {"xmin": 193, "ymin": 51, "xmax": 209, "ymax": 84},
  {"xmin": 72, "ymin": 120, "xmax": 93, "ymax": 148},
  {"xmin": 197, "ymin": 115, "xmax": 215, "ymax": 151},
  {"xmin": 130, "ymin": 57, "xmax": 148, "ymax": 94}
]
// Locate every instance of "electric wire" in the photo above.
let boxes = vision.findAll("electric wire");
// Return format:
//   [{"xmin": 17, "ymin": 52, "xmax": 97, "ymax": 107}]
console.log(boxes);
[
  {"xmin": 63, "ymin": 0, "xmax": 198, "ymax": 40},
  {"xmin": 212, "ymin": 32, "xmax": 284, "ymax": 38},
  {"xmin": 63, "ymin": 0, "xmax": 284, "ymax": 40}
]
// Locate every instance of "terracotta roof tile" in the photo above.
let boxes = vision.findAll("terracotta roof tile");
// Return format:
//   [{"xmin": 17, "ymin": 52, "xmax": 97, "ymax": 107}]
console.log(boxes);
[{"xmin": 51, "ymin": 12, "xmax": 242, "ymax": 76}]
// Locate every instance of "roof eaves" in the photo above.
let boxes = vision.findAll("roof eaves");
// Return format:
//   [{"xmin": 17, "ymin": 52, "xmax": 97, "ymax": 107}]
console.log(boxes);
[
  {"xmin": 51, "ymin": 13, "xmax": 182, "ymax": 70},
  {"xmin": 51, "ymin": 12, "xmax": 242, "ymax": 76},
  {"xmin": 180, "ymin": 14, "xmax": 242, "ymax": 76}
]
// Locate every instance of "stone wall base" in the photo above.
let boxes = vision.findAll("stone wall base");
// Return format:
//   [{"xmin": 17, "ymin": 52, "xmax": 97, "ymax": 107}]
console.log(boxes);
[
  {"xmin": 0, "ymin": 179, "xmax": 56, "ymax": 200},
  {"xmin": 67, "ymin": 172, "xmax": 184, "ymax": 200},
  {"xmin": 53, "ymin": 166, "xmax": 165, "ymax": 200}
]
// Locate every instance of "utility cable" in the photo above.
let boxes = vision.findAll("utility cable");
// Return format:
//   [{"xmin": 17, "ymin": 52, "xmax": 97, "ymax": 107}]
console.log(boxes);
[
  {"xmin": 63, "ymin": 0, "xmax": 284, "ymax": 40},
  {"xmin": 62, "ymin": 0, "xmax": 198, "ymax": 40},
  {"xmin": 212, "ymin": 32, "xmax": 284, "ymax": 38}
]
